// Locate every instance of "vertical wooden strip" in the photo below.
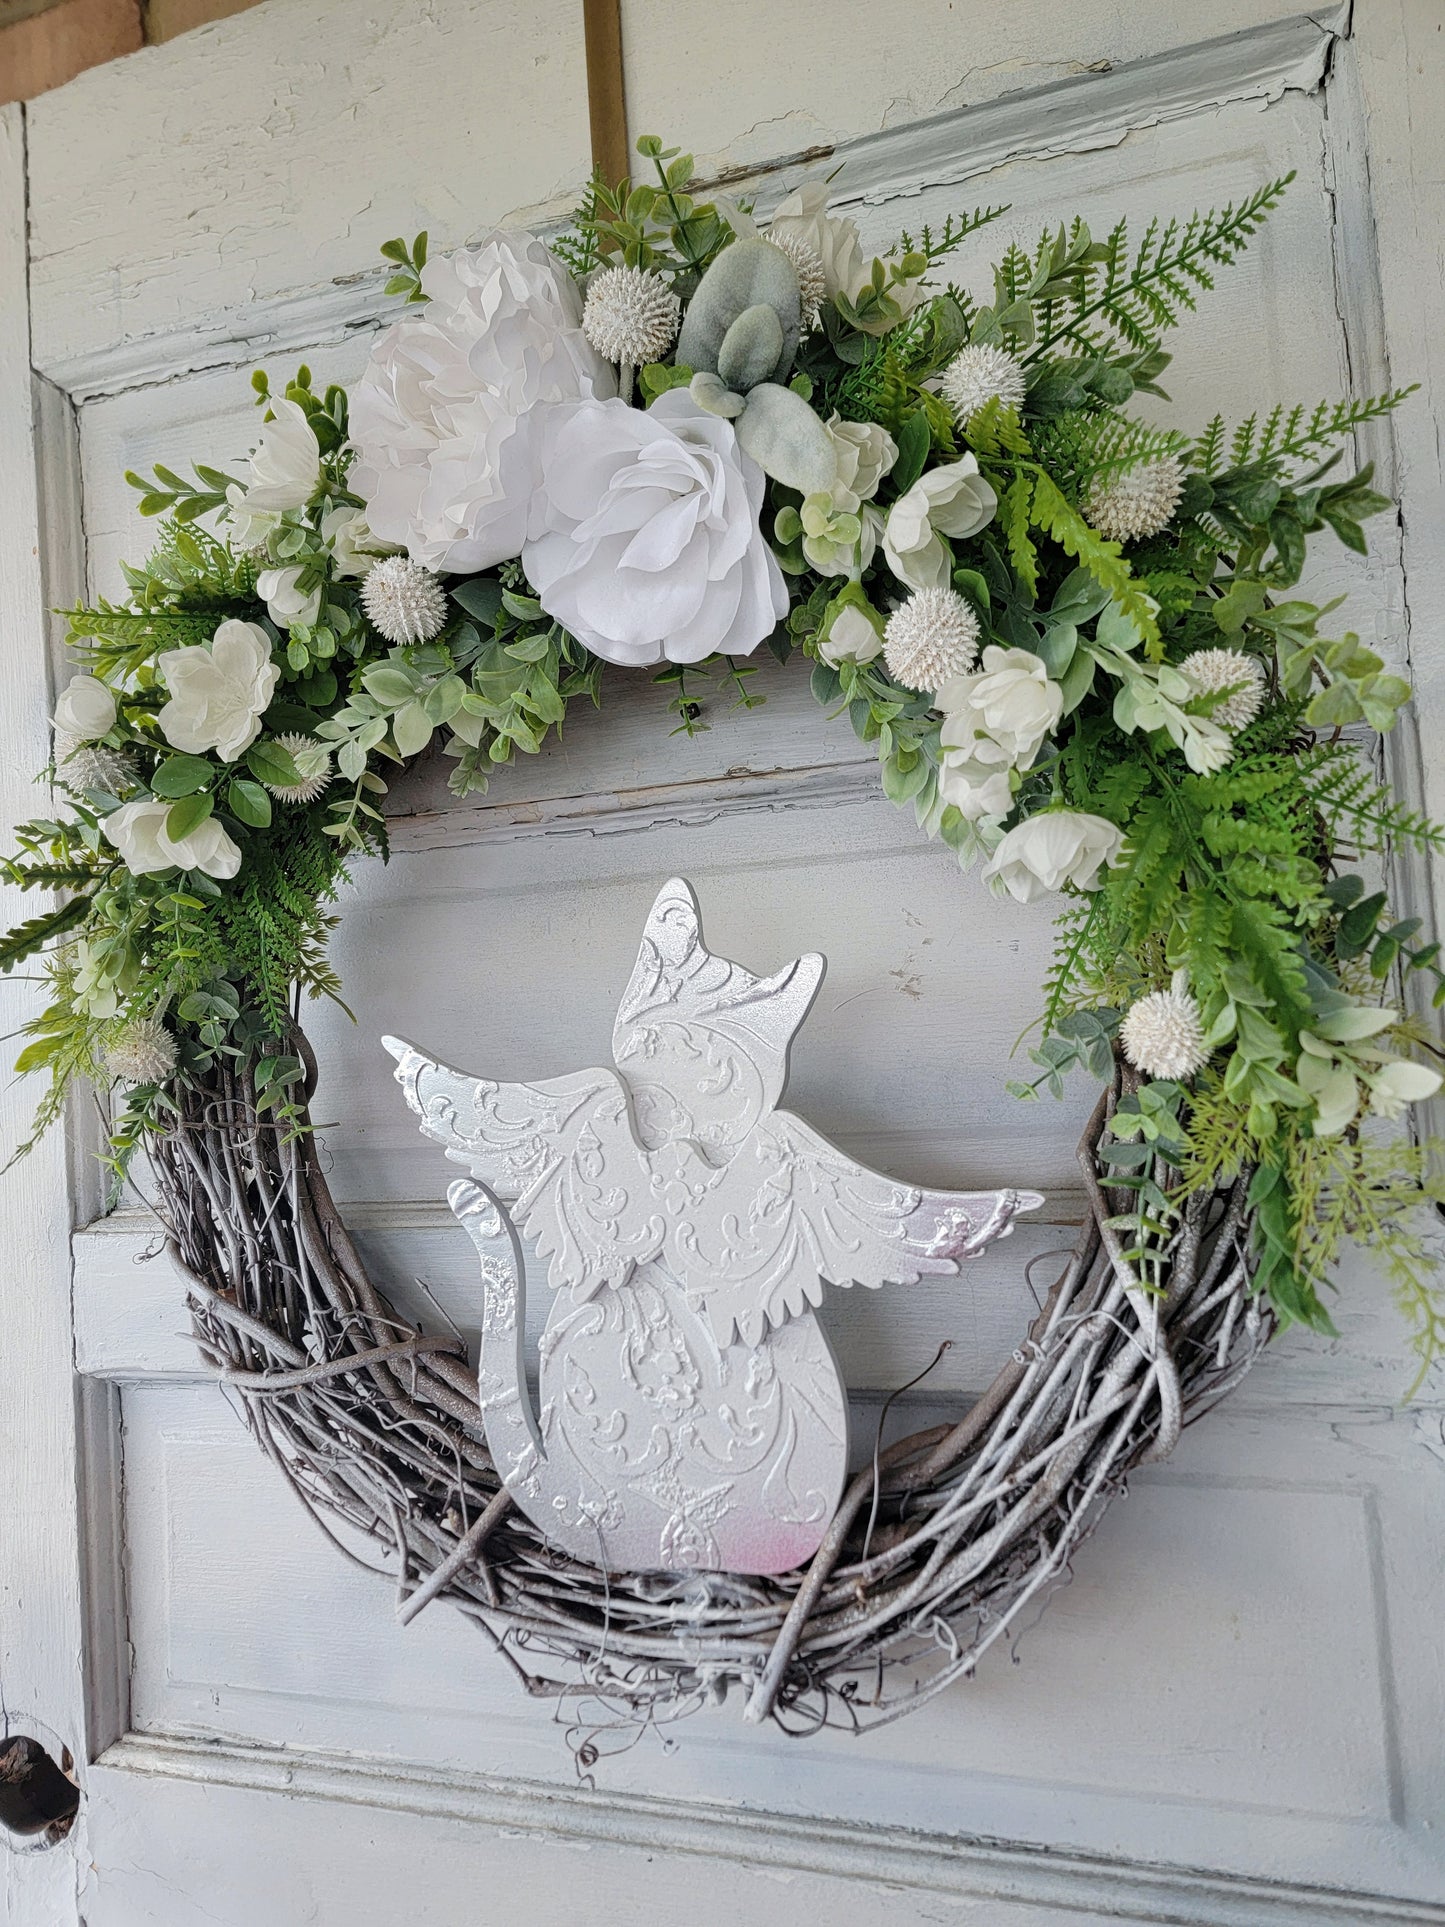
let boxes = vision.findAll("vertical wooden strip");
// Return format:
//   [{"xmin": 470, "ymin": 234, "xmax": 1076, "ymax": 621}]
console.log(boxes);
[
  {"xmin": 0, "ymin": 101, "xmax": 88, "ymax": 1921},
  {"xmin": 582, "ymin": 0, "xmax": 628, "ymax": 188}
]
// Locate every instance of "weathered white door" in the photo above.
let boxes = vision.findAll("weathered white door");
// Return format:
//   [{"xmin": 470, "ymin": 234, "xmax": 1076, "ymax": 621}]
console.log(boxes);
[{"xmin": 4, "ymin": 3, "xmax": 1444, "ymax": 1921}]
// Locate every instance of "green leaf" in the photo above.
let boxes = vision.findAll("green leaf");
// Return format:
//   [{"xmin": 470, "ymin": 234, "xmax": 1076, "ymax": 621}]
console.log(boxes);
[
  {"xmin": 165, "ymin": 792, "xmax": 214, "ymax": 841},
  {"xmin": 151, "ymin": 754, "xmax": 215, "ymax": 798},
  {"xmin": 227, "ymin": 778, "xmax": 272, "ymax": 828},
  {"xmin": 451, "ymin": 577, "xmax": 504, "ymax": 625},
  {"xmin": 360, "ymin": 664, "xmax": 418, "ymax": 707},
  {"xmin": 891, "ymin": 411, "xmax": 932, "ymax": 494},
  {"xmin": 247, "ymin": 740, "xmax": 302, "ymax": 788}
]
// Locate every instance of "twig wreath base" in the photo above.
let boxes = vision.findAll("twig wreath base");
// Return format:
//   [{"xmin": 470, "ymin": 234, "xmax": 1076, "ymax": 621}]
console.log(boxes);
[{"xmin": 156, "ymin": 1034, "xmax": 1268, "ymax": 1737}]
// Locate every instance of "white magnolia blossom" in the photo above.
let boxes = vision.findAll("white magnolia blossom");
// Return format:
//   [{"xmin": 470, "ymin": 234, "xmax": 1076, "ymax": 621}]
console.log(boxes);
[
  {"xmin": 883, "ymin": 456, "xmax": 998, "ymax": 591},
  {"xmin": 256, "ymin": 563, "xmax": 323, "ymax": 632},
  {"xmin": 223, "ymin": 485, "xmax": 281, "ymax": 549},
  {"xmin": 319, "ymin": 503, "xmax": 397, "ymax": 578},
  {"xmin": 236, "ymin": 398, "xmax": 321, "ymax": 513},
  {"xmin": 157, "ymin": 619, "xmax": 279, "ymax": 762},
  {"xmin": 817, "ymin": 596, "xmax": 885, "ymax": 668},
  {"xmin": 522, "ymin": 391, "xmax": 787, "ymax": 667},
  {"xmin": 349, "ymin": 231, "xmax": 615, "ymax": 574},
  {"xmin": 103, "ymin": 797, "xmax": 242, "ymax": 880},
  {"xmin": 983, "ymin": 809, "xmax": 1124, "ymax": 904},
  {"xmin": 1121, "ymin": 976, "xmax": 1208, "ymax": 1081},
  {"xmin": 53, "ymin": 675, "xmax": 115, "ymax": 744},
  {"xmin": 936, "ymin": 646, "xmax": 1064, "ymax": 822}
]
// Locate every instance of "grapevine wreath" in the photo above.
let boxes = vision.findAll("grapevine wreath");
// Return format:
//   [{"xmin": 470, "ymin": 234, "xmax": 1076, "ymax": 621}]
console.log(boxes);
[{"xmin": 5, "ymin": 138, "xmax": 1444, "ymax": 1737}]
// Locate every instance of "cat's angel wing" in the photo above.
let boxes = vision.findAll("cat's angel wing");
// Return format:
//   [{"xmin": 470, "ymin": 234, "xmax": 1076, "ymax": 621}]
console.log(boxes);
[
  {"xmin": 670, "ymin": 1109, "xmax": 1043, "ymax": 1346},
  {"xmin": 383, "ymin": 1035, "xmax": 663, "ymax": 1299}
]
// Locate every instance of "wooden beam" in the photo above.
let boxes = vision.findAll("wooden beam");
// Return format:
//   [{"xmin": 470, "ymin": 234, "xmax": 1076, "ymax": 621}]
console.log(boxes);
[{"xmin": 582, "ymin": 0, "xmax": 628, "ymax": 188}]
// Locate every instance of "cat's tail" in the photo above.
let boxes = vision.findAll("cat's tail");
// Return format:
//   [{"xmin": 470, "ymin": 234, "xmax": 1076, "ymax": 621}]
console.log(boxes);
[{"xmin": 446, "ymin": 1179, "xmax": 606, "ymax": 1566}]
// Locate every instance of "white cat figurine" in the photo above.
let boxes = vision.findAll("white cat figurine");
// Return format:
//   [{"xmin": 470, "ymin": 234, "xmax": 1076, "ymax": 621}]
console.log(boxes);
[{"xmin": 385, "ymin": 878, "xmax": 1039, "ymax": 1576}]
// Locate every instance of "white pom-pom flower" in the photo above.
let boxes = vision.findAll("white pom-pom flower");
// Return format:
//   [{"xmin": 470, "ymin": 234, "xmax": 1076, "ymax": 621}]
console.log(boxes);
[
  {"xmin": 767, "ymin": 232, "xmax": 826, "ymax": 329},
  {"xmin": 1083, "ymin": 458, "xmax": 1185, "ymax": 543},
  {"xmin": 55, "ymin": 738, "xmax": 133, "ymax": 796},
  {"xmin": 1178, "ymin": 647, "xmax": 1266, "ymax": 732},
  {"xmin": 1121, "ymin": 973, "xmax": 1208, "ymax": 1081},
  {"xmin": 940, "ymin": 345, "xmax": 1027, "ymax": 425},
  {"xmin": 265, "ymin": 734, "xmax": 333, "ymax": 805},
  {"xmin": 583, "ymin": 266, "xmax": 682, "ymax": 365},
  {"xmin": 104, "ymin": 1017, "xmax": 178, "ymax": 1085},
  {"xmin": 361, "ymin": 556, "xmax": 448, "ymax": 645},
  {"xmin": 883, "ymin": 587, "xmax": 981, "ymax": 694}
]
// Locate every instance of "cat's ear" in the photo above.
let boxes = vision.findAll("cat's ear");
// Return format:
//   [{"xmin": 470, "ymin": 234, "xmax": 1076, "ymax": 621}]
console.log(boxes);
[
  {"xmin": 753, "ymin": 951, "xmax": 825, "ymax": 1049},
  {"xmin": 641, "ymin": 877, "xmax": 702, "ymax": 967}
]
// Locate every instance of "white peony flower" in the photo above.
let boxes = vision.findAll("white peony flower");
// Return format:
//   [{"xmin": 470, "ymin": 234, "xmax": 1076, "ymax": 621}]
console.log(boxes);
[
  {"xmin": 883, "ymin": 456, "xmax": 998, "ymax": 591},
  {"xmin": 103, "ymin": 797, "xmax": 242, "ymax": 880},
  {"xmin": 983, "ymin": 809, "xmax": 1124, "ymax": 904},
  {"xmin": 319, "ymin": 503, "xmax": 397, "ymax": 578},
  {"xmin": 936, "ymin": 646, "xmax": 1063, "ymax": 822},
  {"xmin": 156, "ymin": 619, "xmax": 279, "ymax": 762},
  {"xmin": 238, "ymin": 398, "xmax": 321, "ymax": 513},
  {"xmin": 53, "ymin": 675, "xmax": 116, "ymax": 743},
  {"xmin": 522, "ymin": 390, "xmax": 787, "ymax": 668},
  {"xmin": 349, "ymin": 231, "xmax": 615, "ymax": 574},
  {"xmin": 767, "ymin": 183, "xmax": 868, "ymax": 306},
  {"xmin": 256, "ymin": 563, "xmax": 323, "ymax": 632}
]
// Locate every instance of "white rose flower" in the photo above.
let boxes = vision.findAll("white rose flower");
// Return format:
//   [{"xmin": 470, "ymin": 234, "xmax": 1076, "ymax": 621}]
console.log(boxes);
[
  {"xmin": 256, "ymin": 563, "xmax": 323, "ymax": 631},
  {"xmin": 522, "ymin": 391, "xmax": 787, "ymax": 668},
  {"xmin": 53, "ymin": 675, "xmax": 116, "ymax": 743},
  {"xmin": 349, "ymin": 231, "xmax": 615, "ymax": 574},
  {"xmin": 818, "ymin": 592, "xmax": 885, "ymax": 667},
  {"xmin": 156, "ymin": 619, "xmax": 279, "ymax": 762},
  {"xmin": 937, "ymin": 757, "xmax": 1015, "ymax": 822},
  {"xmin": 767, "ymin": 184, "xmax": 868, "ymax": 305},
  {"xmin": 883, "ymin": 456, "xmax": 998, "ymax": 591},
  {"xmin": 103, "ymin": 797, "xmax": 242, "ymax": 880},
  {"xmin": 223, "ymin": 483, "xmax": 281, "ymax": 549},
  {"xmin": 938, "ymin": 647, "xmax": 1064, "ymax": 771},
  {"xmin": 826, "ymin": 415, "xmax": 896, "ymax": 501},
  {"xmin": 983, "ymin": 810, "xmax": 1124, "ymax": 904},
  {"xmin": 319, "ymin": 503, "xmax": 397, "ymax": 578},
  {"xmin": 239, "ymin": 398, "xmax": 321, "ymax": 513}
]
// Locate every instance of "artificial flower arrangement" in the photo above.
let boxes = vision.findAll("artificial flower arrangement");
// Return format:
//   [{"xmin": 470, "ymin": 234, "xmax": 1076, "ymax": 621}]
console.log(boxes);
[{"xmin": 5, "ymin": 135, "xmax": 1444, "ymax": 1383}]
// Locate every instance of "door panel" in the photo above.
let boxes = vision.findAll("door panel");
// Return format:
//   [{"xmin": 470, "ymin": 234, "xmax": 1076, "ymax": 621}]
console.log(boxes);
[{"xmin": 6, "ymin": 6, "xmax": 1444, "ymax": 1923}]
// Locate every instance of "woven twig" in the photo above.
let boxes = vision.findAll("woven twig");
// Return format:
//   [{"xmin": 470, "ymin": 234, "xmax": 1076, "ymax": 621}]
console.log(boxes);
[{"xmin": 150, "ymin": 1043, "xmax": 1269, "ymax": 1735}]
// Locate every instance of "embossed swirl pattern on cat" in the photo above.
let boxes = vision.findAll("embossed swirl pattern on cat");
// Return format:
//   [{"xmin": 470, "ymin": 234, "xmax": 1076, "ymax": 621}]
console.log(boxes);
[{"xmin": 385, "ymin": 878, "xmax": 1041, "ymax": 1576}]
